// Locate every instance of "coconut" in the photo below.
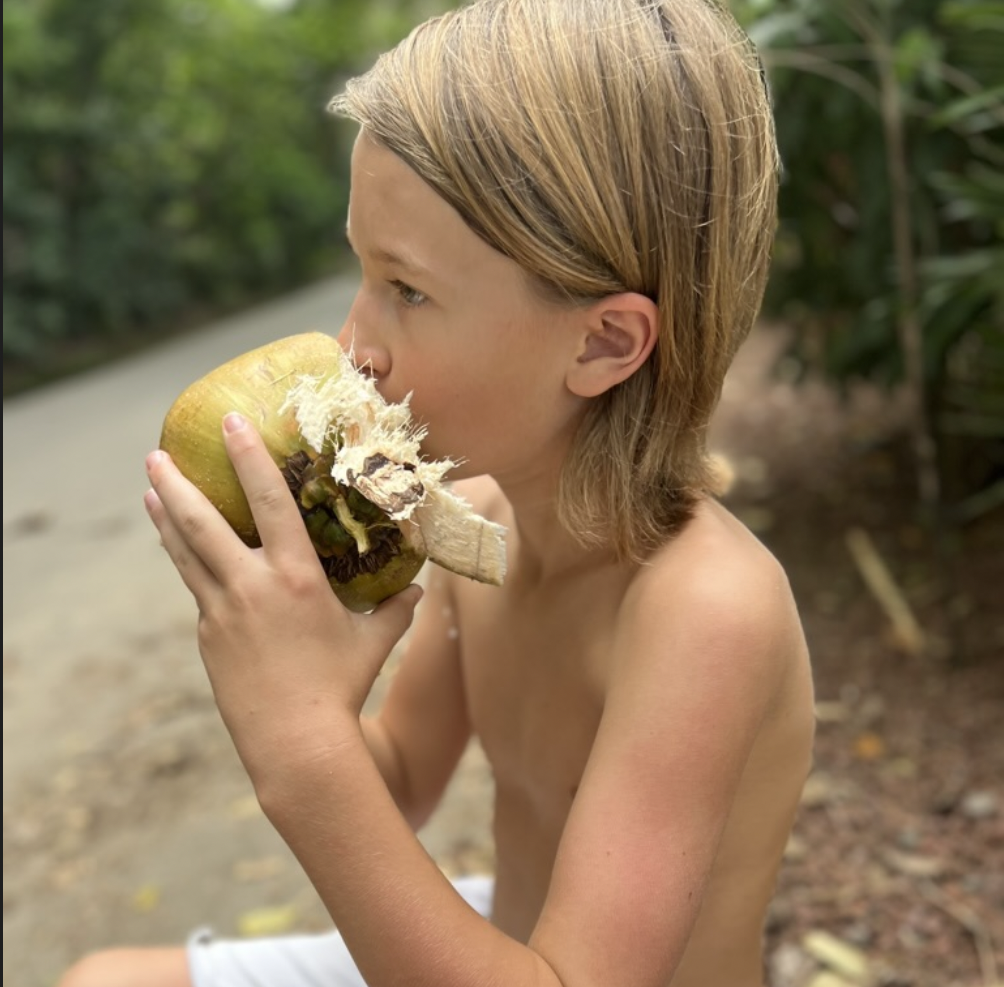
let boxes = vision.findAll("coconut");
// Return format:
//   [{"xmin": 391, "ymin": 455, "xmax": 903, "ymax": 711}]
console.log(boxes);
[{"xmin": 159, "ymin": 332, "xmax": 506, "ymax": 612}]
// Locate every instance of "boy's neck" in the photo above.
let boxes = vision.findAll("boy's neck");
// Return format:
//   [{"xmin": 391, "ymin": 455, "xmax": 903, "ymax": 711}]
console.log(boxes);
[{"xmin": 495, "ymin": 476, "xmax": 622, "ymax": 587}]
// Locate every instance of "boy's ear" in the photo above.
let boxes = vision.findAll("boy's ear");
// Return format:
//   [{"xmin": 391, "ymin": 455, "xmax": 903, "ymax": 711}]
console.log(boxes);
[{"xmin": 566, "ymin": 293, "xmax": 659, "ymax": 398}]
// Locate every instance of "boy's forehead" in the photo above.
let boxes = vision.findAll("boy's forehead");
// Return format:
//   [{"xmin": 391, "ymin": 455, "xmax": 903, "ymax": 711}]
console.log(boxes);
[
  {"xmin": 349, "ymin": 139, "xmax": 440, "ymax": 227},
  {"xmin": 346, "ymin": 143, "xmax": 442, "ymax": 261},
  {"xmin": 344, "ymin": 221, "xmax": 435, "ymax": 281},
  {"xmin": 347, "ymin": 137, "xmax": 502, "ymax": 280}
]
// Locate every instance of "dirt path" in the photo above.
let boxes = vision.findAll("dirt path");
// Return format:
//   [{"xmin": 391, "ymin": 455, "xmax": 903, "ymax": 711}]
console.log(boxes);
[{"xmin": 3, "ymin": 282, "xmax": 1000, "ymax": 987}]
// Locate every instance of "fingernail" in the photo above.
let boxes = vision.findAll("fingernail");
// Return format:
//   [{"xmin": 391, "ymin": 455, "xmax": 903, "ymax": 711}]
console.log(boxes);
[
  {"xmin": 146, "ymin": 450, "xmax": 166, "ymax": 470},
  {"xmin": 223, "ymin": 412, "xmax": 246, "ymax": 433},
  {"xmin": 143, "ymin": 489, "xmax": 158, "ymax": 512}
]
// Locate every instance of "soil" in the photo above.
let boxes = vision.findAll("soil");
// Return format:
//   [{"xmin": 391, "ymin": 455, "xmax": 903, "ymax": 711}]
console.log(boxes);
[
  {"xmin": 3, "ymin": 292, "xmax": 1001, "ymax": 987},
  {"xmin": 711, "ymin": 330, "xmax": 1004, "ymax": 987}
]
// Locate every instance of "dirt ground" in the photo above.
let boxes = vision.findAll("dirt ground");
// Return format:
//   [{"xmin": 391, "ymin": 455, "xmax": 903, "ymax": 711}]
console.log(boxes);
[
  {"xmin": 713, "ymin": 332, "xmax": 1004, "ymax": 987},
  {"xmin": 3, "ymin": 287, "xmax": 1001, "ymax": 987}
]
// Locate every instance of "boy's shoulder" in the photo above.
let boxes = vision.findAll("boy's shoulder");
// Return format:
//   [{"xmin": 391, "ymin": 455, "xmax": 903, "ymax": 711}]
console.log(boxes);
[
  {"xmin": 640, "ymin": 497, "xmax": 790, "ymax": 602},
  {"xmin": 619, "ymin": 499, "xmax": 804, "ymax": 690}
]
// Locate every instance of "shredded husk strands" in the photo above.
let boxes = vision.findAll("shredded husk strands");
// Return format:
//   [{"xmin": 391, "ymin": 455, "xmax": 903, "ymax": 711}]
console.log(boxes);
[{"xmin": 282, "ymin": 346, "xmax": 507, "ymax": 586}]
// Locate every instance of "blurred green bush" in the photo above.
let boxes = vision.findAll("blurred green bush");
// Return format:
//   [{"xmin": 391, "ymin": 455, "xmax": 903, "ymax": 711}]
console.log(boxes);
[
  {"xmin": 2, "ymin": 0, "xmax": 446, "ymax": 391},
  {"xmin": 737, "ymin": 0, "xmax": 1003, "ymax": 515}
]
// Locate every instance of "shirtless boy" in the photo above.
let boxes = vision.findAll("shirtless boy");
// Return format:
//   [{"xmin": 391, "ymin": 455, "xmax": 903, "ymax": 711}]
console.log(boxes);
[{"xmin": 59, "ymin": 1, "xmax": 816, "ymax": 984}]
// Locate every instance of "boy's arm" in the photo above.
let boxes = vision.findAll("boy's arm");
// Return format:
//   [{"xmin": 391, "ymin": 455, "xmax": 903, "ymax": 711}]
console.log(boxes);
[
  {"xmin": 527, "ymin": 558, "xmax": 794, "ymax": 984},
  {"xmin": 262, "ymin": 555, "xmax": 791, "ymax": 987},
  {"xmin": 359, "ymin": 567, "xmax": 471, "ymax": 830}
]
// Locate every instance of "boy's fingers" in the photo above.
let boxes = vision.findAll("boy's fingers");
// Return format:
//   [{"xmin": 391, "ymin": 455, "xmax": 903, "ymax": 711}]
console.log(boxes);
[
  {"xmin": 365, "ymin": 584, "xmax": 425, "ymax": 656},
  {"xmin": 144, "ymin": 487, "xmax": 218, "ymax": 602},
  {"xmin": 221, "ymin": 414, "xmax": 315, "ymax": 561},
  {"xmin": 146, "ymin": 448, "xmax": 251, "ymax": 583}
]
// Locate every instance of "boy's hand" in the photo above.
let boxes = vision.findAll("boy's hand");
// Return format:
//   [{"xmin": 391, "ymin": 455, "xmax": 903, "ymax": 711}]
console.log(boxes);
[{"xmin": 143, "ymin": 412, "xmax": 422, "ymax": 779}]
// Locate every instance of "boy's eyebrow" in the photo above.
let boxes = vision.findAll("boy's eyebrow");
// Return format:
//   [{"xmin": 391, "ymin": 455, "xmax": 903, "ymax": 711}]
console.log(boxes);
[{"xmin": 344, "ymin": 225, "xmax": 437, "ymax": 281}]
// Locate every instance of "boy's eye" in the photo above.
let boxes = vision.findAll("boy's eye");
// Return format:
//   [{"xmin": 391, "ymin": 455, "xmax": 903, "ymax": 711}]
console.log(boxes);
[{"xmin": 390, "ymin": 280, "xmax": 428, "ymax": 307}]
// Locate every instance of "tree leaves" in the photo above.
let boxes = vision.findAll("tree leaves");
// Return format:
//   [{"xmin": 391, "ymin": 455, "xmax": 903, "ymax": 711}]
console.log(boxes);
[
  {"xmin": 3, "ymin": 0, "xmax": 450, "ymax": 386},
  {"xmin": 733, "ymin": 0, "xmax": 1004, "ymax": 512}
]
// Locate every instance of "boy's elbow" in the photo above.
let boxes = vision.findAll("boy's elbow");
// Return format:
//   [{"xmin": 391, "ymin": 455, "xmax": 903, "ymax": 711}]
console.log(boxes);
[
  {"xmin": 361, "ymin": 715, "xmax": 446, "ymax": 829},
  {"xmin": 402, "ymin": 798, "xmax": 438, "ymax": 832}
]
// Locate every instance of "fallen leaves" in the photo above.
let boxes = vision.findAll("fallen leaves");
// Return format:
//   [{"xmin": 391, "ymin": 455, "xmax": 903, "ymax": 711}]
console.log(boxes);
[
  {"xmin": 852, "ymin": 732, "xmax": 887, "ymax": 762},
  {"xmin": 800, "ymin": 772, "xmax": 859, "ymax": 808},
  {"xmin": 237, "ymin": 904, "xmax": 300, "ymax": 938},
  {"xmin": 881, "ymin": 848, "xmax": 948, "ymax": 880},
  {"xmin": 132, "ymin": 884, "xmax": 161, "ymax": 914},
  {"xmin": 802, "ymin": 930, "xmax": 874, "ymax": 985}
]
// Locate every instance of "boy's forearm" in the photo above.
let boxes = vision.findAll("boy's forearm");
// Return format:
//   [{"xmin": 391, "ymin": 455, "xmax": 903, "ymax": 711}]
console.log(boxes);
[
  {"xmin": 360, "ymin": 715, "xmax": 407, "ymax": 807},
  {"xmin": 359, "ymin": 715, "xmax": 439, "ymax": 831},
  {"xmin": 364, "ymin": 708, "xmax": 462, "ymax": 832},
  {"xmin": 258, "ymin": 721, "xmax": 562, "ymax": 987}
]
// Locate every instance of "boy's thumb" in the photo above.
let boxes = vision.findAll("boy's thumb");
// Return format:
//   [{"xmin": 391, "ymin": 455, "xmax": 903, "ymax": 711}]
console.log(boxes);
[{"xmin": 368, "ymin": 582, "xmax": 424, "ymax": 651}]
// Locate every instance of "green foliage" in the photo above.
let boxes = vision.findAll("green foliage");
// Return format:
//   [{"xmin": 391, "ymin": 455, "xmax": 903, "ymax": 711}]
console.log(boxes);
[
  {"xmin": 3, "ymin": 0, "xmax": 448, "ymax": 388},
  {"xmin": 736, "ymin": 0, "xmax": 1003, "ymax": 508}
]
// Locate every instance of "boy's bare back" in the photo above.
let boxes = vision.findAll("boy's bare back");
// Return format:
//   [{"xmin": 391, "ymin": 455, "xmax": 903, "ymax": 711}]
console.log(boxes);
[{"xmin": 387, "ymin": 477, "xmax": 815, "ymax": 986}]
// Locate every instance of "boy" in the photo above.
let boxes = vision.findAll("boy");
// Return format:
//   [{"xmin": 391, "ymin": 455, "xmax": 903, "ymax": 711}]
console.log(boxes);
[{"xmin": 60, "ymin": 1, "xmax": 815, "ymax": 984}]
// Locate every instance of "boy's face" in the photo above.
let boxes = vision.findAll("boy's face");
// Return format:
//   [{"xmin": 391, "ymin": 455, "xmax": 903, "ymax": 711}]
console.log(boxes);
[{"xmin": 340, "ymin": 133, "xmax": 588, "ymax": 481}]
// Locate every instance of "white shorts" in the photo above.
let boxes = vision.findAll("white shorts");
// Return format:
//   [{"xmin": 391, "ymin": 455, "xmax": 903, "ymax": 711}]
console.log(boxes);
[{"xmin": 187, "ymin": 876, "xmax": 494, "ymax": 987}]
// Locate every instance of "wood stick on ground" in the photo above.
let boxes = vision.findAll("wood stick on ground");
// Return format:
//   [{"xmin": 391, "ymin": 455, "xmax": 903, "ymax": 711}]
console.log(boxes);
[
  {"xmin": 920, "ymin": 880, "xmax": 1000, "ymax": 986},
  {"xmin": 844, "ymin": 526, "xmax": 926, "ymax": 656}
]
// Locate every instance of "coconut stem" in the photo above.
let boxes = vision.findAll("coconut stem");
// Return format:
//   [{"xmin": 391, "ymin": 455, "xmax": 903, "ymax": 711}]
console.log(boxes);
[{"xmin": 334, "ymin": 495, "xmax": 371, "ymax": 555}]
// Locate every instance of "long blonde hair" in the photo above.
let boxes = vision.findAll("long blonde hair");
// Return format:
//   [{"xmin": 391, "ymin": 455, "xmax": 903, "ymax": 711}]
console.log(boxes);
[{"xmin": 331, "ymin": 0, "xmax": 779, "ymax": 561}]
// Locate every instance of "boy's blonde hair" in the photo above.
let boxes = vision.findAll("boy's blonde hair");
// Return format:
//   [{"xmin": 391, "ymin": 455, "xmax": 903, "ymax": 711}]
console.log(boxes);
[{"xmin": 331, "ymin": 0, "xmax": 779, "ymax": 562}]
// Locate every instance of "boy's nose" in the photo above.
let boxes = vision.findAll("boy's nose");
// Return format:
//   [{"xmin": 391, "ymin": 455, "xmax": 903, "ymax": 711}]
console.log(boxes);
[{"xmin": 337, "ymin": 319, "xmax": 389, "ymax": 381}]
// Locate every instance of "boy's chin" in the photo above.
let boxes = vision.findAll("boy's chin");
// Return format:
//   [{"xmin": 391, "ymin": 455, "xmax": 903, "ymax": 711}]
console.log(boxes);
[
  {"xmin": 415, "ymin": 434, "xmax": 465, "ymax": 471},
  {"xmin": 426, "ymin": 450, "xmax": 481, "ymax": 483}
]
